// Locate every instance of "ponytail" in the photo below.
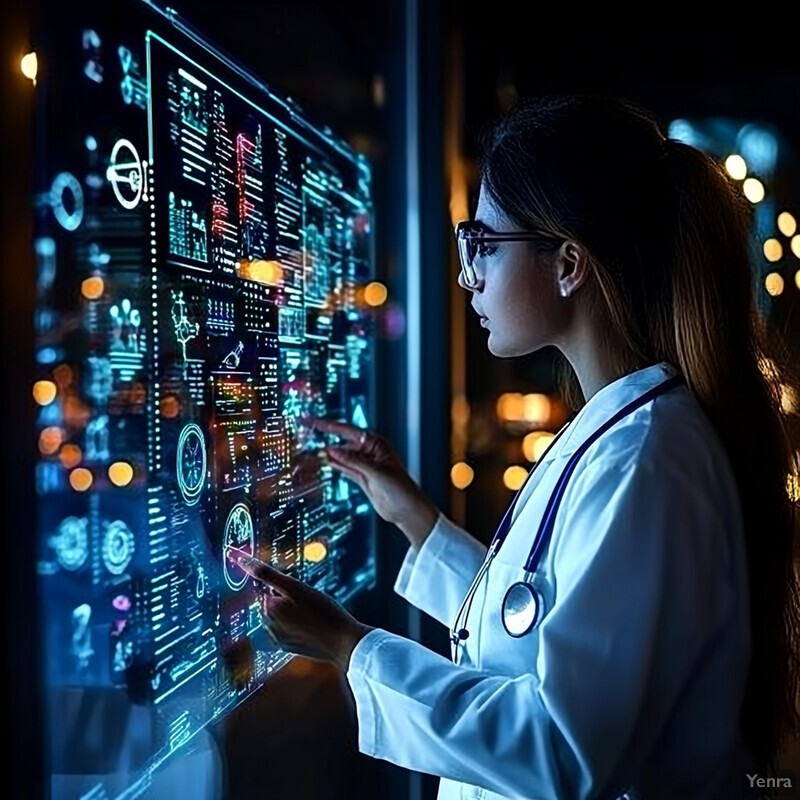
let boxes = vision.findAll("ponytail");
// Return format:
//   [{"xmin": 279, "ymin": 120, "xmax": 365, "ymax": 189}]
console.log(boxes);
[{"xmin": 663, "ymin": 139, "xmax": 800, "ymax": 775}]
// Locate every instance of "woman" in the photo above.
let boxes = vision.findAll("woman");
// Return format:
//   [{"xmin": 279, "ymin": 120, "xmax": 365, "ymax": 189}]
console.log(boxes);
[{"xmin": 236, "ymin": 94, "xmax": 800, "ymax": 799}]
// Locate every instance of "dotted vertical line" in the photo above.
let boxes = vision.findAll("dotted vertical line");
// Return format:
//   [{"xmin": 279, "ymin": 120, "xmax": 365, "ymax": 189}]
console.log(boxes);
[{"xmin": 149, "ymin": 161, "xmax": 161, "ymax": 475}]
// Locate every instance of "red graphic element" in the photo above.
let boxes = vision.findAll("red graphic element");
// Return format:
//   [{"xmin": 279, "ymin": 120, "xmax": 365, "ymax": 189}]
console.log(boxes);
[
  {"xmin": 236, "ymin": 133, "xmax": 256, "ymax": 223},
  {"xmin": 211, "ymin": 200, "xmax": 228, "ymax": 238}
]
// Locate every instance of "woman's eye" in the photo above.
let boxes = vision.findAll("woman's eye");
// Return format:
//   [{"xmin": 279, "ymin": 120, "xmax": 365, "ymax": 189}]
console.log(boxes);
[{"xmin": 476, "ymin": 243, "xmax": 498, "ymax": 258}]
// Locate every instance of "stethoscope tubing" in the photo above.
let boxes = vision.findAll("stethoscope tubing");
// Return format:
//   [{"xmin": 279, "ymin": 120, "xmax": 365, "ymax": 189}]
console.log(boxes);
[
  {"xmin": 450, "ymin": 372, "xmax": 685, "ymax": 658},
  {"xmin": 449, "ymin": 410, "xmax": 576, "ymax": 657}
]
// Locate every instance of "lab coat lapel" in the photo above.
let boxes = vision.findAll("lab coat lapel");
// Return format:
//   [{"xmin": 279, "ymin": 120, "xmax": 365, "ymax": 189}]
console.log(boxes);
[
  {"xmin": 508, "ymin": 362, "xmax": 680, "ymax": 528},
  {"xmin": 550, "ymin": 362, "xmax": 680, "ymax": 461},
  {"xmin": 509, "ymin": 448, "xmax": 568, "ymax": 526}
]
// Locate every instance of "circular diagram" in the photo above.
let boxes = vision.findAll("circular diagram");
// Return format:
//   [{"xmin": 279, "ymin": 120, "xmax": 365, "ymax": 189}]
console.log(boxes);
[
  {"xmin": 107, "ymin": 138, "xmax": 144, "ymax": 210},
  {"xmin": 54, "ymin": 516, "xmax": 89, "ymax": 571},
  {"xmin": 177, "ymin": 423, "xmax": 206, "ymax": 506},
  {"xmin": 102, "ymin": 520, "xmax": 135, "ymax": 575},
  {"xmin": 50, "ymin": 172, "xmax": 84, "ymax": 231},
  {"xmin": 222, "ymin": 503, "xmax": 254, "ymax": 591}
]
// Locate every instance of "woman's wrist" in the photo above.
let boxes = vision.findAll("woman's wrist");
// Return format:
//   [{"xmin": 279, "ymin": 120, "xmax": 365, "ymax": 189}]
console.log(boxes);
[
  {"xmin": 397, "ymin": 494, "xmax": 439, "ymax": 550},
  {"xmin": 334, "ymin": 621, "xmax": 375, "ymax": 671}
]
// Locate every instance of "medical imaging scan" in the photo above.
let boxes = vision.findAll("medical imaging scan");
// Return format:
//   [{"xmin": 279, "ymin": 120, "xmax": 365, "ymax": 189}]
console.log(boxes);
[{"xmin": 33, "ymin": 1, "xmax": 375, "ymax": 796}]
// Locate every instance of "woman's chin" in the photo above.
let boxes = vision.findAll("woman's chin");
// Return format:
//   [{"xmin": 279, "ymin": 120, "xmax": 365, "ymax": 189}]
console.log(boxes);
[
  {"xmin": 487, "ymin": 335, "xmax": 531, "ymax": 359},
  {"xmin": 486, "ymin": 334, "xmax": 508, "ymax": 358}
]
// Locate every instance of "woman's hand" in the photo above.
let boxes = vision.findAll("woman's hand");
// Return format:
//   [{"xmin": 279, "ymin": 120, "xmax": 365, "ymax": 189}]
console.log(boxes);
[
  {"xmin": 236, "ymin": 554, "xmax": 373, "ymax": 670},
  {"xmin": 299, "ymin": 417, "xmax": 439, "ymax": 549}
]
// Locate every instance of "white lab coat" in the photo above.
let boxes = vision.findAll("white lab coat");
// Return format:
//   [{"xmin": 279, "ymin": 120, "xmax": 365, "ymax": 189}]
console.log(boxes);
[{"xmin": 346, "ymin": 362, "xmax": 753, "ymax": 799}]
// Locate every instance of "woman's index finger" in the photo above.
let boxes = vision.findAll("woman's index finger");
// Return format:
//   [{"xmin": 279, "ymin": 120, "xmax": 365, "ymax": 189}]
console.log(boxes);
[
  {"xmin": 236, "ymin": 555, "xmax": 301, "ymax": 594},
  {"xmin": 301, "ymin": 417, "xmax": 364, "ymax": 442}
]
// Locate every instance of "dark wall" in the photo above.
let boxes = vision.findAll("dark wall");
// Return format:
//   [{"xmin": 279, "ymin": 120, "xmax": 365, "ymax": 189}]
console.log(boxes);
[{"xmin": 5, "ymin": 1, "xmax": 42, "ymax": 798}]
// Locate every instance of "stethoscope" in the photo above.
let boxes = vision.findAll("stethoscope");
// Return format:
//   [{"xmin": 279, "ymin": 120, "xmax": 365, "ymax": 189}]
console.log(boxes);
[{"xmin": 450, "ymin": 373, "xmax": 685, "ymax": 665}]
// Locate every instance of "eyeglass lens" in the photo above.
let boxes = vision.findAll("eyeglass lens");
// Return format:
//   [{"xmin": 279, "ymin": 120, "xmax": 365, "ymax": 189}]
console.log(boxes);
[{"xmin": 457, "ymin": 231, "xmax": 478, "ymax": 285}]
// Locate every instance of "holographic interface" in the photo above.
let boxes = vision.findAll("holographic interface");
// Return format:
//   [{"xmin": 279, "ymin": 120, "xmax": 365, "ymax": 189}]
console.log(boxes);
[{"xmin": 35, "ymin": 2, "xmax": 375, "ymax": 796}]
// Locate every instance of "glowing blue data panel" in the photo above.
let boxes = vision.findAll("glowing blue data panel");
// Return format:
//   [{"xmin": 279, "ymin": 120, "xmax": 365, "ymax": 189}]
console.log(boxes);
[{"xmin": 35, "ymin": 1, "xmax": 375, "ymax": 796}]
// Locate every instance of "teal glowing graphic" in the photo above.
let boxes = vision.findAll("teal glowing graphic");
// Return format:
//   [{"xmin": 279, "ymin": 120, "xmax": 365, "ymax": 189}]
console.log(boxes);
[
  {"xmin": 107, "ymin": 138, "xmax": 146, "ymax": 209},
  {"xmin": 102, "ymin": 520, "xmax": 135, "ymax": 575},
  {"xmin": 171, "ymin": 289, "xmax": 199, "ymax": 376},
  {"xmin": 176, "ymin": 422, "xmax": 206, "ymax": 505},
  {"xmin": 223, "ymin": 503, "xmax": 255, "ymax": 591},
  {"xmin": 50, "ymin": 172, "xmax": 84, "ymax": 231},
  {"xmin": 52, "ymin": 516, "xmax": 89, "ymax": 572},
  {"xmin": 35, "ymin": 2, "xmax": 375, "ymax": 795}
]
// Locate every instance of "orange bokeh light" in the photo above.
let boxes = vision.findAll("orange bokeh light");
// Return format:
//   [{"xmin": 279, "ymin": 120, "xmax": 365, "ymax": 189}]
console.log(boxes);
[
  {"xmin": 238, "ymin": 258, "xmax": 283, "ymax": 285},
  {"xmin": 304, "ymin": 541, "xmax": 328, "ymax": 563},
  {"xmin": 59, "ymin": 444, "xmax": 82, "ymax": 469},
  {"xmin": 160, "ymin": 395, "xmax": 180, "ymax": 418},
  {"xmin": 81, "ymin": 276, "xmax": 105, "ymax": 300},
  {"xmin": 69, "ymin": 467, "xmax": 93, "ymax": 492},
  {"xmin": 364, "ymin": 281, "xmax": 388, "ymax": 307},
  {"xmin": 33, "ymin": 380, "xmax": 57, "ymax": 406},
  {"xmin": 39, "ymin": 426, "xmax": 63, "ymax": 455},
  {"xmin": 108, "ymin": 461, "xmax": 134, "ymax": 487}
]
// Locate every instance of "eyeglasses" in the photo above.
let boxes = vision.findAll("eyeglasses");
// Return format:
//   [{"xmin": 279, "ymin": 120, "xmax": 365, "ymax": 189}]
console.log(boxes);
[{"xmin": 454, "ymin": 220, "xmax": 558, "ymax": 287}]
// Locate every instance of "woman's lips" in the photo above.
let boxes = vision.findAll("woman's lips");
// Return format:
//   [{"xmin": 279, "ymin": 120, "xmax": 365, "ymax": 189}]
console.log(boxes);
[{"xmin": 479, "ymin": 316, "xmax": 489, "ymax": 327}]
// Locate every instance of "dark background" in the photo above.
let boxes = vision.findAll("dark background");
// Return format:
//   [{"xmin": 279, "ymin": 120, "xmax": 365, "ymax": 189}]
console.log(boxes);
[{"xmin": 6, "ymin": 2, "xmax": 800, "ymax": 798}]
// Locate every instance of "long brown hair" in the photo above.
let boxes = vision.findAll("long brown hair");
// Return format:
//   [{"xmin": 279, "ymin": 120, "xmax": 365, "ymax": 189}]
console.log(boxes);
[{"xmin": 478, "ymin": 94, "xmax": 800, "ymax": 775}]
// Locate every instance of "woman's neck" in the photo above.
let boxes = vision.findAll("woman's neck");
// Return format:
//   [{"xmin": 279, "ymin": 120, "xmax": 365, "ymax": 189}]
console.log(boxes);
[{"xmin": 556, "ymin": 318, "xmax": 648, "ymax": 402}]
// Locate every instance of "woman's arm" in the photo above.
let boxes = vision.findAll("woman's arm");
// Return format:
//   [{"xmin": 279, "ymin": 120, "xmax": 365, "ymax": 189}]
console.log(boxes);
[
  {"xmin": 347, "ymin": 452, "xmax": 744, "ymax": 799},
  {"xmin": 393, "ymin": 511, "xmax": 489, "ymax": 628}
]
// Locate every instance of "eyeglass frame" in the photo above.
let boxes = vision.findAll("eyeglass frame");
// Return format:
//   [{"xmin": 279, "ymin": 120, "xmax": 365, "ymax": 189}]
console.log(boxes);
[{"xmin": 454, "ymin": 220, "xmax": 562, "ymax": 287}]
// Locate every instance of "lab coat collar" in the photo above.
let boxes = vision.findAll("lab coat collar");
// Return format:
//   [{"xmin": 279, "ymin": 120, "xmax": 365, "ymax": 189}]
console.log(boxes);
[{"xmin": 540, "ymin": 361, "xmax": 681, "ymax": 463}]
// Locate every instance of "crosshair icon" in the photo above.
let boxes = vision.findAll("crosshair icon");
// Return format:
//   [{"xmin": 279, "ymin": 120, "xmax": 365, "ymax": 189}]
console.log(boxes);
[
  {"xmin": 177, "ymin": 423, "xmax": 206, "ymax": 505},
  {"xmin": 223, "ymin": 503, "xmax": 254, "ymax": 591}
]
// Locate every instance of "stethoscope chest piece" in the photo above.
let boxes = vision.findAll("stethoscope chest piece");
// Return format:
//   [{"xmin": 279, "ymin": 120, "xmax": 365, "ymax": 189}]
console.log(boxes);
[{"xmin": 501, "ymin": 579, "xmax": 542, "ymax": 637}]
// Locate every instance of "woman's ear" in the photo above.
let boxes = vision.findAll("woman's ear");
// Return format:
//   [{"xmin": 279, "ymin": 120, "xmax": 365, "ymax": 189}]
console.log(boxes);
[{"xmin": 555, "ymin": 240, "xmax": 590, "ymax": 297}]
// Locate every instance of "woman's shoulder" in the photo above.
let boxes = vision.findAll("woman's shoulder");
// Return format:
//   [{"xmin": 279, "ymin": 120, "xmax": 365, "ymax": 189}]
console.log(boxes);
[
  {"xmin": 573, "ymin": 385, "xmax": 735, "ymax": 503},
  {"xmin": 552, "ymin": 385, "xmax": 743, "ymax": 571}
]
